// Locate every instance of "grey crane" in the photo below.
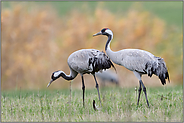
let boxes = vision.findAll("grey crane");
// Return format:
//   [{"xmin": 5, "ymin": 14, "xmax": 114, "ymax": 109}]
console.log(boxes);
[
  {"xmin": 93, "ymin": 28, "xmax": 170, "ymax": 107},
  {"xmin": 96, "ymin": 69, "xmax": 119, "ymax": 87},
  {"xmin": 47, "ymin": 49, "xmax": 115, "ymax": 107}
]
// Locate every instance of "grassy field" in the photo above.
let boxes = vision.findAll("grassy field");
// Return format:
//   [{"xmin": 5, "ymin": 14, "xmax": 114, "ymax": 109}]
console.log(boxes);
[
  {"xmin": 1, "ymin": 85, "xmax": 183, "ymax": 122},
  {"xmin": 1, "ymin": 2, "xmax": 183, "ymax": 122}
]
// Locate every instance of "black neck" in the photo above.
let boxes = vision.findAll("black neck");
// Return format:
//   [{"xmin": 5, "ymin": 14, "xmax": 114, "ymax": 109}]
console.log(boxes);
[
  {"xmin": 60, "ymin": 72, "xmax": 74, "ymax": 80},
  {"xmin": 105, "ymin": 35, "xmax": 112, "ymax": 51}
]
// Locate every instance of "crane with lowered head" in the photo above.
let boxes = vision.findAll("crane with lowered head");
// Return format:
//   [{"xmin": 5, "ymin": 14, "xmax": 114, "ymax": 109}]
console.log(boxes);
[{"xmin": 47, "ymin": 49, "xmax": 116, "ymax": 107}]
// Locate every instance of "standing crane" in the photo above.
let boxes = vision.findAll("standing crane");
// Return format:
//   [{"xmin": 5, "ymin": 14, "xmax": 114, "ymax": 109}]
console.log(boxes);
[
  {"xmin": 93, "ymin": 28, "xmax": 170, "ymax": 107},
  {"xmin": 47, "ymin": 49, "xmax": 116, "ymax": 107},
  {"xmin": 96, "ymin": 69, "xmax": 119, "ymax": 87}
]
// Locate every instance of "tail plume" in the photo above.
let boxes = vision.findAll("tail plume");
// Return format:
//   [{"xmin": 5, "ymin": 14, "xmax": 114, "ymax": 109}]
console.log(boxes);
[
  {"xmin": 90, "ymin": 51, "xmax": 116, "ymax": 73},
  {"xmin": 146, "ymin": 56, "xmax": 170, "ymax": 85}
]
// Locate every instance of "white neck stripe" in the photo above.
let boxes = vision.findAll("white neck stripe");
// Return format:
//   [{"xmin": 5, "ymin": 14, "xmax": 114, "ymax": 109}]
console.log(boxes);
[
  {"xmin": 105, "ymin": 29, "xmax": 113, "ymax": 36},
  {"xmin": 54, "ymin": 71, "xmax": 62, "ymax": 77}
]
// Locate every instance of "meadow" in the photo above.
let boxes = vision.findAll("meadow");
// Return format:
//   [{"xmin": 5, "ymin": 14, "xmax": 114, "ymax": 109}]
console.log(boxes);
[
  {"xmin": 1, "ymin": 85, "xmax": 183, "ymax": 122},
  {"xmin": 1, "ymin": 1, "xmax": 183, "ymax": 122}
]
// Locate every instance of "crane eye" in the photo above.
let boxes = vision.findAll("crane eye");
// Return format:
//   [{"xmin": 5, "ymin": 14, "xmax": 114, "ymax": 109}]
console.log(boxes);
[{"xmin": 101, "ymin": 28, "xmax": 107, "ymax": 33}]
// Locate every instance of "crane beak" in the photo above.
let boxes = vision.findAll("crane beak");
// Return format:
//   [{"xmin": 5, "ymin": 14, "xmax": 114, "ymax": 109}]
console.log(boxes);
[
  {"xmin": 93, "ymin": 32, "xmax": 102, "ymax": 36},
  {"xmin": 47, "ymin": 79, "xmax": 53, "ymax": 88}
]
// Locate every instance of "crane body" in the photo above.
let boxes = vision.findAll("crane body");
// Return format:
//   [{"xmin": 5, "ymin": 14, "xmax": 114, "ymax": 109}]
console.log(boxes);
[
  {"xmin": 47, "ymin": 49, "xmax": 115, "ymax": 107},
  {"xmin": 93, "ymin": 28, "xmax": 170, "ymax": 107}
]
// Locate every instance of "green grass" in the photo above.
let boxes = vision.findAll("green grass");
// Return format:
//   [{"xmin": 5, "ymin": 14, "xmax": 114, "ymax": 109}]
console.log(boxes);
[{"xmin": 1, "ymin": 85, "xmax": 183, "ymax": 122}]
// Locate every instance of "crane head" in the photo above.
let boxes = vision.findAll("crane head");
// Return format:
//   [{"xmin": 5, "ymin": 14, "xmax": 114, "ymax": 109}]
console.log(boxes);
[
  {"xmin": 93, "ymin": 28, "xmax": 113, "ymax": 37},
  {"xmin": 47, "ymin": 70, "xmax": 62, "ymax": 87}
]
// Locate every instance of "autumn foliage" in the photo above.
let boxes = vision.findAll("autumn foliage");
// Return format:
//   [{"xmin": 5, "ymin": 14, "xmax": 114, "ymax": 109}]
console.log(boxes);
[{"xmin": 2, "ymin": 3, "xmax": 182, "ymax": 90}]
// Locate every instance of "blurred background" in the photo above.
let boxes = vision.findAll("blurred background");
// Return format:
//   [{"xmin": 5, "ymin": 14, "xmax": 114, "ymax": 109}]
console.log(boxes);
[{"xmin": 1, "ymin": 1, "xmax": 183, "ymax": 91}]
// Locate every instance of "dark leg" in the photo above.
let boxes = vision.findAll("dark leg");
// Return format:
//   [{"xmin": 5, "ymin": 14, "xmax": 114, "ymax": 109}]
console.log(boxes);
[
  {"xmin": 137, "ymin": 81, "xmax": 142, "ymax": 106},
  {"xmin": 81, "ymin": 75, "xmax": 85, "ymax": 107},
  {"xmin": 93, "ymin": 74, "xmax": 102, "ymax": 107},
  {"xmin": 140, "ymin": 80, "xmax": 150, "ymax": 108}
]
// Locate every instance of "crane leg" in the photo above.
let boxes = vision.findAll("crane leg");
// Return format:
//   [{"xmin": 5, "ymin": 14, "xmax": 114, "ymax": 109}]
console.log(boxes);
[
  {"xmin": 93, "ymin": 74, "xmax": 102, "ymax": 107},
  {"xmin": 137, "ymin": 81, "xmax": 142, "ymax": 106},
  {"xmin": 81, "ymin": 75, "xmax": 85, "ymax": 107},
  {"xmin": 140, "ymin": 80, "xmax": 150, "ymax": 108}
]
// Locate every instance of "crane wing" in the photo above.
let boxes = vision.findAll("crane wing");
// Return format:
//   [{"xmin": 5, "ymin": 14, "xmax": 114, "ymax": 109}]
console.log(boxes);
[
  {"xmin": 120, "ymin": 49, "xmax": 155, "ymax": 74},
  {"xmin": 67, "ymin": 49, "xmax": 115, "ymax": 74}
]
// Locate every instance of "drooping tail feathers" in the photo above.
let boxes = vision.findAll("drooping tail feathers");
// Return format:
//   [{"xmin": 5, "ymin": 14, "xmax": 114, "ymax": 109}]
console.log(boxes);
[
  {"xmin": 89, "ymin": 51, "xmax": 116, "ymax": 73},
  {"xmin": 146, "ymin": 56, "xmax": 170, "ymax": 85}
]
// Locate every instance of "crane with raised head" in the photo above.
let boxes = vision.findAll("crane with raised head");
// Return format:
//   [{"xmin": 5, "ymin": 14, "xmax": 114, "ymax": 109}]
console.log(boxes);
[
  {"xmin": 47, "ymin": 49, "xmax": 116, "ymax": 107},
  {"xmin": 93, "ymin": 28, "xmax": 170, "ymax": 108}
]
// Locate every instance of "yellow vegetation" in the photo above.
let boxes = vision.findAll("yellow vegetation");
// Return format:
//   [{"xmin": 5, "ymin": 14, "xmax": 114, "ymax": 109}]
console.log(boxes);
[{"xmin": 2, "ymin": 3, "xmax": 182, "ymax": 90}]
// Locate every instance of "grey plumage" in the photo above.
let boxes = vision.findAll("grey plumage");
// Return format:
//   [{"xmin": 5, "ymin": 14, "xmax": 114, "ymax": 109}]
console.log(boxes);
[
  {"xmin": 47, "ymin": 49, "xmax": 115, "ymax": 107},
  {"xmin": 146, "ymin": 56, "xmax": 169, "ymax": 85},
  {"xmin": 110, "ymin": 49, "xmax": 169, "ymax": 85},
  {"xmin": 67, "ymin": 49, "xmax": 115, "ymax": 74},
  {"xmin": 93, "ymin": 28, "xmax": 170, "ymax": 108}
]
